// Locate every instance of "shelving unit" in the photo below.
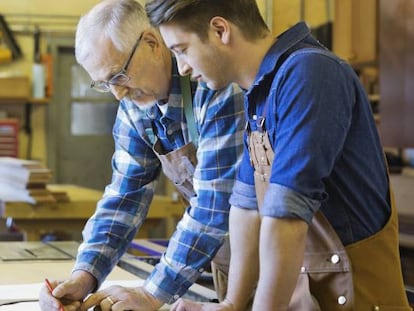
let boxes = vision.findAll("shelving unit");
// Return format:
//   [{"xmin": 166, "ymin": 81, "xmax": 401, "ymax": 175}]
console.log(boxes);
[
  {"xmin": 0, "ymin": 97, "xmax": 49, "ymax": 159},
  {"xmin": 0, "ymin": 118, "xmax": 18, "ymax": 157}
]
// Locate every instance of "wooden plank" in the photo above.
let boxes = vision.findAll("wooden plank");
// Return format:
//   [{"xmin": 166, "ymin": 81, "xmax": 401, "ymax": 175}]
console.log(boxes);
[{"xmin": 1, "ymin": 184, "xmax": 184, "ymax": 219}]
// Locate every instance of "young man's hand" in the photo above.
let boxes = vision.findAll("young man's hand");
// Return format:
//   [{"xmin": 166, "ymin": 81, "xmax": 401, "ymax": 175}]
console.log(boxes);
[{"xmin": 171, "ymin": 298, "xmax": 235, "ymax": 311}]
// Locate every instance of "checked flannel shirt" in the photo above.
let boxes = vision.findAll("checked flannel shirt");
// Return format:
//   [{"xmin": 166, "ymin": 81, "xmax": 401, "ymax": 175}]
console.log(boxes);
[{"xmin": 73, "ymin": 59, "xmax": 245, "ymax": 303}]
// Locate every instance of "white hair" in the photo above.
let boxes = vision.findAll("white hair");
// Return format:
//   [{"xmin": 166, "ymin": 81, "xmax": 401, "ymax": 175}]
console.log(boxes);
[{"xmin": 75, "ymin": 0, "xmax": 151, "ymax": 66}]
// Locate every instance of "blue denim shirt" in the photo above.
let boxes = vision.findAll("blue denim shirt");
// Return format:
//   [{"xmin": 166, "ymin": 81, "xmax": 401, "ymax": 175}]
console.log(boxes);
[{"xmin": 230, "ymin": 22, "xmax": 390, "ymax": 245}]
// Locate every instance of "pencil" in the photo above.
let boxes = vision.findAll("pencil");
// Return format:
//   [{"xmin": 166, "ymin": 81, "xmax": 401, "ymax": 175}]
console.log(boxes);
[{"xmin": 44, "ymin": 278, "xmax": 65, "ymax": 311}]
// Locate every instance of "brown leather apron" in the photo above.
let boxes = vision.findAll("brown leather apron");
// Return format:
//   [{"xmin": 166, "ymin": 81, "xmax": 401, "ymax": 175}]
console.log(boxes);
[
  {"xmin": 152, "ymin": 138, "xmax": 230, "ymax": 301},
  {"xmin": 153, "ymin": 139, "xmax": 197, "ymax": 204},
  {"xmin": 248, "ymin": 128, "xmax": 411, "ymax": 310}
]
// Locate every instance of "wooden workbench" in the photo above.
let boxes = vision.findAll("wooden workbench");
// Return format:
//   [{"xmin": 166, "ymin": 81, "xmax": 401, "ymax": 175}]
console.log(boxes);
[
  {"xmin": 0, "ymin": 262, "xmax": 143, "ymax": 310},
  {"xmin": 0, "ymin": 184, "xmax": 185, "ymax": 241},
  {"xmin": 0, "ymin": 259, "xmax": 169, "ymax": 311},
  {"xmin": 0, "ymin": 241, "xmax": 216, "ymax": 310},
  {"xmin": 0, "ymin": 260, "xmax": 137, "ymax": 285}
]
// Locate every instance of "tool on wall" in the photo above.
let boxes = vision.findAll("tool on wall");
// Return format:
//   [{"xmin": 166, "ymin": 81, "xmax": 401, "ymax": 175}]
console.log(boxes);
[
  {"xmin": 0, "ymin": 14, "xmax": 22, "ymax": 63},
  {"xmin": 32, "ymin": 26, "xmax": 53, "ymax": 98},
  {"xmin": 0, "ymin": 33, "xmax": 12, "ymax": 63},
  {"xmin": 33, "ymin": 25, "xmax": 41, "ymax": 63},
  {"xmin": 32, "ymin": 25, "xmax": 46, "ymax": 98}
]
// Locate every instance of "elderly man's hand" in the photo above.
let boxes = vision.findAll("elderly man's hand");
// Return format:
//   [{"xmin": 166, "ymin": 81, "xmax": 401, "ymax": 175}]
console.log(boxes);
[
  {"xmin": 80, "ymin": 285, "xmax": 164, "ymax": 311},
  {"xmin": 39, "ymin": 270, "xmax": 96, "ymax": 311}
]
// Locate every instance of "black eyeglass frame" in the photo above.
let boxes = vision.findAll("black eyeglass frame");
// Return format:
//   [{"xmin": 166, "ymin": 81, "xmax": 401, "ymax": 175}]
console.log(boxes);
[{"xmin": 90, "ymin": 33, "xmax": 143, "ymax": 93}]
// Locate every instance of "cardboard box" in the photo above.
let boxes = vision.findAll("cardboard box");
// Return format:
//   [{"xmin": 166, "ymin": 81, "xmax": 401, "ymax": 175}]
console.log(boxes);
[{"xmin": 0, "ymin": 76, "xmax": 30, "ymax": 99}]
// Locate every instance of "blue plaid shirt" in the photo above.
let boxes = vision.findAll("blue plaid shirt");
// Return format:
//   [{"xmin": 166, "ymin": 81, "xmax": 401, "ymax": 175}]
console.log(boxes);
[{"xmin": 74, "ymin": 60, "xmax": 245, "ymax": 303}]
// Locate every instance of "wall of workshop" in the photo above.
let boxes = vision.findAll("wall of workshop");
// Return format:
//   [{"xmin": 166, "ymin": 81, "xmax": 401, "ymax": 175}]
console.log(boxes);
[
  {"xmin": 0, "ymin": 0, "xmax": 102, "ymax": 164},
  {"xmin": 0, "ymin": 0, "xmax": 332, "ymax": 165},
  {"xmin": 272, "ymin": 0, "xmax": 334, "ymax": 34}
]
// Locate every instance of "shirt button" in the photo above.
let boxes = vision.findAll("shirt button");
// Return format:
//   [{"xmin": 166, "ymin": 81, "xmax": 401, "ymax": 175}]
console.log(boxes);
[
  {"xmin": 167, "ymin": 129, "xmax": 173, "ymax": 135},
  {"xmin": 173, "ymin": 295, "xmax": 180, "ymax": 300},
  {"xmin": 300, "ymin": 266, "xmax": 306, "ymax": 273},
  {"xmin": 330, "ymin": 254, "xmax": 340, "ymax": 264},
  {"xmin": 337, "ymin": 295, "xmax": 347, "ymax": 305},
  {"xmin": 374, "ymin": 306, "xmax": 380, "ymax": 311},
  {"xmin": 198, "ymin": 268, "xmax": 204, "ymax": 273}
]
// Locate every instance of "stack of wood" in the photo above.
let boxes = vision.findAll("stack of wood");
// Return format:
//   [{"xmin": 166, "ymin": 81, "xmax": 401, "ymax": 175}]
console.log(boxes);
[{"xmin": 0, "ymin": 157, "xmax": 68, "ymax": 204}]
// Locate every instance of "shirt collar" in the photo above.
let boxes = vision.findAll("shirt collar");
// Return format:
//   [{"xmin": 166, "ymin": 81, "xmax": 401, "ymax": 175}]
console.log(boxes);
[
  {"xmin": 248, "ymin": 22, "xmax": 311, "ymax": 93},
  {"xmin": 147, "ymin": 57, "xmax": 184, "ymax": 122}
]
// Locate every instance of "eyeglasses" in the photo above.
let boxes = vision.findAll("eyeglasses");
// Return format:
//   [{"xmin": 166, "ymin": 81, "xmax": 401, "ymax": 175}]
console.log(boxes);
[{"xmin": 90, "ymin": 33, "xmax": 143, "ymax": 93}]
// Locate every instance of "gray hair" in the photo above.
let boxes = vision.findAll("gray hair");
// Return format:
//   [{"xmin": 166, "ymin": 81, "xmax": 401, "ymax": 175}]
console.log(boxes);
[{"xmin": 75, "ymin": 0, "xmax": 150, "ymax": 66}]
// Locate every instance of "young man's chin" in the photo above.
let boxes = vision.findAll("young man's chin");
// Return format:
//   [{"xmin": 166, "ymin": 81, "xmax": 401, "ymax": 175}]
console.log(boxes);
[{"xmin": 205, "ymin": 80, "xmax": 225, "ymax": 91}]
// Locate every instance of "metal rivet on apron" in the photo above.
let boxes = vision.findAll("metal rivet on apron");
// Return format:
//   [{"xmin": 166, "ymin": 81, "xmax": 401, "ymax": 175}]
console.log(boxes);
[
  {"xmin": 330, "ymin": 254, "xmax": 340, "ymax": 264},
  {"xmin": 173, "ymin": 295, "xmax": 180, "ymax": 300},
  {"xmin": 172, "ymin": 192, "xmax": 179, "ymax": 202},
  {"xmin": 337, "ymin": 295, "xmax": 347, "ymax": 305}
]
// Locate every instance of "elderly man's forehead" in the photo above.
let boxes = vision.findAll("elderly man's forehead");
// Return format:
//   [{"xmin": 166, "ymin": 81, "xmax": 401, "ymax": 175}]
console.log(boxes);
[{"xmin": 82, "ymin": 38, "xmax": 125, "ymax": 80}]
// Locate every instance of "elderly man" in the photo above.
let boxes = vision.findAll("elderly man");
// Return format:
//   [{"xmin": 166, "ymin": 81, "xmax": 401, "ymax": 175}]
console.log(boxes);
[{"xmin": 39, "ymin": 0, "xmax": 244, "ymax": 310}]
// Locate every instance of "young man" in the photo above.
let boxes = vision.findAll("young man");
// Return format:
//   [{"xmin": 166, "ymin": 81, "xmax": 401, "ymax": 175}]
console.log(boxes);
[
  {"xmin": 39, "ymin": 0, "xmax": 244, "ymax": 310},
  {"xmin": 146, "ymin": 1, "xmax": 412, "ymax": 310}
]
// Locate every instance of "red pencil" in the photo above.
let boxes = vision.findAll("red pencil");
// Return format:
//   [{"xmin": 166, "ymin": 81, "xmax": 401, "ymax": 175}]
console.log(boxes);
[{"xmin": 45, "ymin": 278, "xmax": 65, "ymax": 311}]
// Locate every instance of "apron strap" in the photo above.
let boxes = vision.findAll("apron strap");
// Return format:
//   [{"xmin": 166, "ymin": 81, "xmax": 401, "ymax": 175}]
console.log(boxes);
[{"xmin": 179, "ymin": 75, "xmax": 199, "ymax": 146}]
